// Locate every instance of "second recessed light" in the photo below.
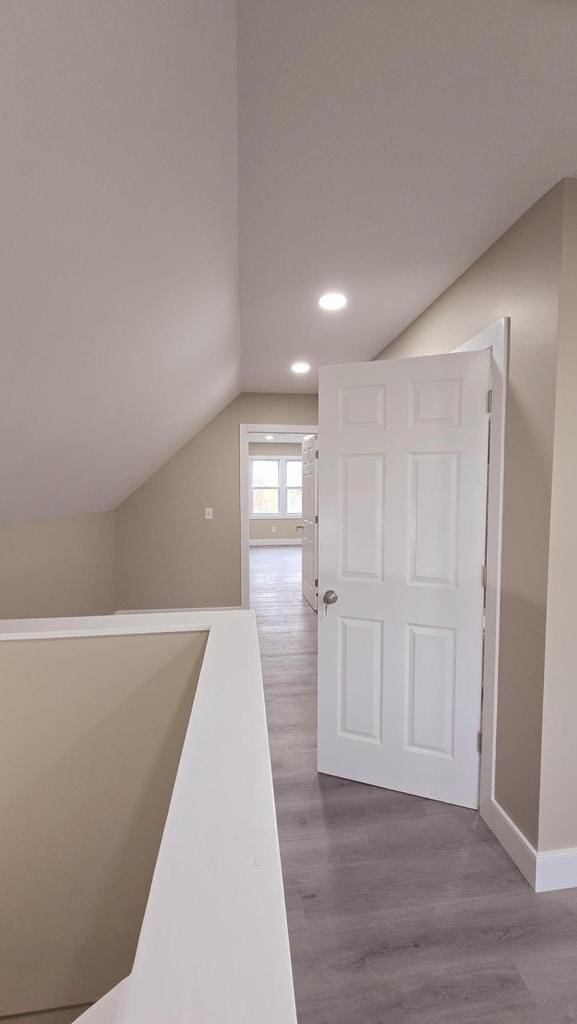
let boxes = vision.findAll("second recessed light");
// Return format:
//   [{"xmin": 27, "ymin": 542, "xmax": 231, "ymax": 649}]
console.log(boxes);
[{"xmin": 319, "ymin": 291, "xmax": 348, "ymax": 312}]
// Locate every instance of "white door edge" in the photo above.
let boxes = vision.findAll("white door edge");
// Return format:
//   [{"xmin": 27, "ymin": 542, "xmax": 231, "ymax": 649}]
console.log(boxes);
[{"xmin": 454, "ymin": 319, "xmax": 510, "ymax": 812}]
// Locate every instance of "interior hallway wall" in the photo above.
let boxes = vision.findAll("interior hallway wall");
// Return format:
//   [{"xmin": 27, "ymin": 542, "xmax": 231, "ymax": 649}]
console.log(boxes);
[
  {"xmin": 115, "ymin": 393, "xmax": 318, "ymax": 610},
  {"xmin": 539, "ymin": 179, "xmax": 577, "ymax": 852},
  {"xmin": 0, "ymin": 511, "xmax": 116, "ymax": 619},
  {"xmin": 375, "ymin": 181, "xmax": 565, "ymax": 847},
  {"xmin": 0, "ymin": 630, "xmax": 205, "ymax": 1019},
  {"xmin": 0, "ymin": 398, "xmax": 317, "ymax": 619}
]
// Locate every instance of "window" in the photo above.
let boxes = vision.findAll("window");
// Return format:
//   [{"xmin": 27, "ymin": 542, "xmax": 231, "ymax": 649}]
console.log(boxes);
[
  {"xmin": 252, "ymin": 459, "xmax": 279, "ymax": 514},
  {"xmin": 251, "ymin": 456, "xmax": 302, "ymax": 516},
  {"xmin": 286, "ymin": 459, "xmax": 302, "ymax": 514}
]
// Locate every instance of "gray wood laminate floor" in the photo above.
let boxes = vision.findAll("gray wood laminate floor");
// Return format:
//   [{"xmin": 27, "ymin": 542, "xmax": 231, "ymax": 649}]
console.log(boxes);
[{"xmin": 250, "ymin": 545, "xmax": 577, "ymax": 1024}]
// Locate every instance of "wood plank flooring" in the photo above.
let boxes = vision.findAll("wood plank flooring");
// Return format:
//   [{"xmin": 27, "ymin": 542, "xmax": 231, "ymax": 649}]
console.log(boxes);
[{"xmin": 250, "ymin": 546, "xmax": 577, "ymax": 1024}]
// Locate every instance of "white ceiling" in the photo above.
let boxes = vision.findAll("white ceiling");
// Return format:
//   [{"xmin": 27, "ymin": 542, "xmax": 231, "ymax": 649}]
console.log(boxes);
[
  {"xmin": 238, "ymin": 0, "xmax": 577, "ymax": 393},
  {"xmin": 5, "ymin": 1, "xmax": 577, "ymax": 523}
]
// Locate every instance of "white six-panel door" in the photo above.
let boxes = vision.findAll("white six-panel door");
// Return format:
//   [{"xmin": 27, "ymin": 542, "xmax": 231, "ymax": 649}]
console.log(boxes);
[
  {"xmin": 301, "ymin": 435, "xmax": 318, "ymax": 611},
  {"xmin": 317, "ymin": 350, "xmax": 490, "ymax": 808}
]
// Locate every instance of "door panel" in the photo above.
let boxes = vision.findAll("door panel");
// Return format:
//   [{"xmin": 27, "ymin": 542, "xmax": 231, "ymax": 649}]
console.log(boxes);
[
  {"xmin": 408, "ymin": 451, "xmax": 459, "ymax": 585},
  {"xmin": 338, "ymin": 617, "xmax": 383, "ymax": 742},
  {"xmin": 341, "ymin": 455, "xmax": 385, "ymax": 580},
  {"xmin": 339, "ymin": 386, "xmax": 386, "ymax": 430},
  {"xmin": 318, "ymin": 351, "xmax": 490, "ymax": 809},
  {"xmin": 406, "ymin": 623, "xmax": 456, "ymax": 757}
]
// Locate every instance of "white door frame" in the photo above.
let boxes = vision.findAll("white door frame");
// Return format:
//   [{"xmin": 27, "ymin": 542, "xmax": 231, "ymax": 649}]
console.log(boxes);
[
  {"xmin": 239, "ymin": 423, "xmax": 318, "ymax": 609},
  {"xmin": 455, "ymin": 318, "xmax": 510, "ymax": 813}
]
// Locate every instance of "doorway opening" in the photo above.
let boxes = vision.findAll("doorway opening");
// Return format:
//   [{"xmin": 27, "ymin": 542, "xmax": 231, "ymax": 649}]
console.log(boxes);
[
  {"xmin": 315, "ymin": 320, "xmax": 508, "ymax": 816},
  {"xmin": 239, "ymin": 424, "xmax": 318, "ymax": 611},
  {"xmin": 240, "ymin": 319, "xmax": 507, "ymax": 818}
]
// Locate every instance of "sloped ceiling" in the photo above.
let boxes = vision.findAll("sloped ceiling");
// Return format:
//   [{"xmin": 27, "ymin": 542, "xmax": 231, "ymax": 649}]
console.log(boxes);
[
  {"xmin": 1, "ymin": 0, "xmax": 240, "ymax": 524},
  {"xmin": 238, "ymin": 0, "xmax": 577, "ymax": 393},
  {"xmin": 5, "ymin": 1, "xmax": 577, "ymax": 524}
]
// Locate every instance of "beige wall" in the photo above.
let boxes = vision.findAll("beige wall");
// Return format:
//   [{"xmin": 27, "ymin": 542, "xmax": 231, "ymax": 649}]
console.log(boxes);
[
  {"xmin": 0, "ymin": 511, "xmax": 116, "ymax": 620},
  {"xmin": 249, "ymin": 442, "xmax": 303, "ymax": 541},
  {"xmin": 116, "ymin": 394, "xmax": 317, "ymax": 610},
  {"xmin": 0, "ymin": 630, "xmax": 206, "ymax": 1019},
  {"xmin": 0, "ymin": 398, "xmax": 317, "ymax": 619},
  {"xmin": 249, "ymin": 442, "xmax": 303, "ymax": 456},
  {"xmin": 539, "ymin": 180, "xmax": 577, "ymax": 852},
  {"xmin": 249, "ymin": 518, "xmax": 302, "ymax": 541},
  {"xmin": 377, "ymin": 182, "xmax": 565, "ymax": 847}
]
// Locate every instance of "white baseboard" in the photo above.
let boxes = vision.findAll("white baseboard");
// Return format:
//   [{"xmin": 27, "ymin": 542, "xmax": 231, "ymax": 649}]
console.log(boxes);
[
  {"xmin": 481, "ymin": 799, "xmax": 537, "ymax": 888},
  {"xmin": 481, "ymin": 798, "xmax": 577, "ymax": 892},
  {"xmin": 536, "ymin": 846, "xmax": 577, "ymax": 892},
  {"xmin": 249, "ymin": 539, "xmax": 302, "ymax": 547}
]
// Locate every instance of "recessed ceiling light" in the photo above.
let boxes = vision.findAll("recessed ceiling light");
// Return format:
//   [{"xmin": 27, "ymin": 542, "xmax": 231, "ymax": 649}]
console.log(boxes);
[
  {"xmin": 291, "ymin": 361, "xmax": 311, "ymax": 374},
  {"xmin": 265, "ymin": 434, "xmax": 274, "ymax": 440},
  {"xmin": 318, "ymin": 291, "xmax": 348, "ymax": 312}
]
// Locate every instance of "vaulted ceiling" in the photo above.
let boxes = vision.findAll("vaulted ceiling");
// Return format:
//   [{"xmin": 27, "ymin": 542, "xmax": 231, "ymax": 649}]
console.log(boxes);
[
  {"xmin": 238, "ymin": 0, "xmax": 577, "ymax": 393},
  {"xmin": 1, "ymin": 0, "xmax": 240, "ymax": 524},
  {"xmin": 4, "ymin": 0, "xmax": 577, "ymax": 524}
]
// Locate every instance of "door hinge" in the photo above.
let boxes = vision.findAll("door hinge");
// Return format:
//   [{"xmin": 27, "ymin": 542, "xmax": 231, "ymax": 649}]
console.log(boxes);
[
  {"xmin": 477, "ymin": 730, "xmax": 483, "ymax": 754},
  {"xmin": 315, "ymin": 449, "xmax": 319, "ymax": 459},
  {"xmin": 487, "ymin": 388, "xmax": 493, "ymax": 414},
  {"xmin": 481, "ymin": 563, "xmax": 487, "ymax": 589},
  {"xmin": 314, "ymin": 578, "xmax": 318, "ymax": 588}
]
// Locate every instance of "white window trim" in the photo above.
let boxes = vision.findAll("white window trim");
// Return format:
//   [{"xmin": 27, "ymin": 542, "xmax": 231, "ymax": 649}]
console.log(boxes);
[{"xmin": 250, "ymin": 455, "xmax": 303, "ymax": 518}]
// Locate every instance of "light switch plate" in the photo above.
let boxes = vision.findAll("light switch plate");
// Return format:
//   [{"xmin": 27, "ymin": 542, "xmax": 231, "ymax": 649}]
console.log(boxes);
[{"xmin": 204, "ymin": 507, "xmax": 213, "ymax": 520}]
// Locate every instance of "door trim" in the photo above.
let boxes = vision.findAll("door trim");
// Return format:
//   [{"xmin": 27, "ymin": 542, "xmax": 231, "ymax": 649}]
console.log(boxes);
[
  {"xmin": 454, "ymin": 318, "xmax": 510, "ymax": 815},
  {"xmin": 239, "ymin": 423, "xmax": 318, "ymax": 608}
]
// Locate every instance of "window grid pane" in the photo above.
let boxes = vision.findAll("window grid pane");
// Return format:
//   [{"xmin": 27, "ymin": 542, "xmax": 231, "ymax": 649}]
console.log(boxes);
[
  {"xmin": 252, "ymin": 460, "xmax": 279, "ymax": 487},
  {"xmin": 286, "ymin": 460, "xmax": 302, "ymax": 486},
  {"xmin": 252, "ymin": 488, "xmax": 279, "ymax": 514},
  {"xmin": 286, "ymin": 487, "xmax": 302, "ymax": 515}
]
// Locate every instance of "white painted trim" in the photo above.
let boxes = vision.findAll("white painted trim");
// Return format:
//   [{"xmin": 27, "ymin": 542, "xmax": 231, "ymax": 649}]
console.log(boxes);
[
  {"xmin": 115, "ymin": 606, "xmax": 242, "ymax": 614},
  {"xmin": 240, "ymin": 423, "xmax": 318, "ymax": 608},
  {"xmin": 481, "ymin": 799, "xmax": 537, "ymax": 889},
  {"xmin": 1, "ymin": 609, "xmax": 297, "ymax": 1024},
  {"xmin": 250, "ymin": 538, "xmax": 302, "ymax": 547},
  {"xmin": 536, "ymin": 847, "xmax": 577, "ymax": 892},
  {"xmin": 455, "ymin": 319, "xmax": 510, "ymax": 812},
  {"xmin": 481, "ymin": 798, "xmax": 577, "ymax": 892}
]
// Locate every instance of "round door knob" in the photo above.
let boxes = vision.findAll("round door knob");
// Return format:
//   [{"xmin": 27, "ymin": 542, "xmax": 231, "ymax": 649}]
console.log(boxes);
[{"xmin": 323, "ymin": 589, "xmax": 339, "ymax": 606}]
